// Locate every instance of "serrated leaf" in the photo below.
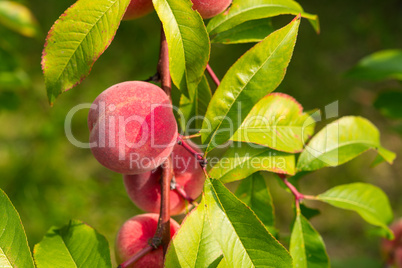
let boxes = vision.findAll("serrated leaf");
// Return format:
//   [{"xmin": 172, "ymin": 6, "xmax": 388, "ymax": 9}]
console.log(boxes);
[
  {"xmin": 42, "ymin": 0, "xmax": 131, "ymax": 104},
  {"xmin": 317, "ymin": 183, "xmax": 394, "ymax": 239},
  {"xmin": 201, "ymin": 16, "xmax": 301, "ymax": 153},
  {"xmin": 346, "ymin": 49, "xmax": 402, "ymax": 81},
  {"xmin": 0, "ymin": 1, "xmax": 39, "ymax": 37},
  {"xmin": 235, "ymin": 172, "xmax": 275, "ymax": 228},
  {"xmin": 297, "ymin": 116, "xmax": 395, "ymax": 171},
  {"xmin": 0, "ymin": 188, "xmax": 34, "ymax": 268},
  {"xmin": 165, "ymin": 198, "xmax": 222, "ymax": 268},
  {"xmin": 231, "ymin": 93, "xmax": 315, "ymax": 153},
  {"xmin": 207, "ymin": 0, "xmax": 319, "ymax": 36},
  {"xmin": 153, "ymin": 0, "xmax": 210, "ymax": 98},
  {"xmin": 211, "ymin": 18, "xmax": 274, "ymax": 44},
  {"xmin": 204, "ymin": 178, "xmax": 293, "ymax": 267},
  {"xmin": 209, "ymin": 142, "xmax": 295, "ymax": 183},
  {"xmin": 290, "ymin": 213, "xmax": 329, "ymax": 268},
  {"xmin": 374, "ymin": 91, "xmax": 402, "ymax": 119},
  {"xmin": 179, "ymin": 75, "xmax": 212, "ymax": 131},
  {"xmin": 34, "ymin": 220, "xmax": 112, "ymax": 268}
]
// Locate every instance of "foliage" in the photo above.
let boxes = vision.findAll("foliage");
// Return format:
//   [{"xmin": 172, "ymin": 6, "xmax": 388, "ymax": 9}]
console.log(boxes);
[{"xmin": 0, "ymin": 0, "xmax": 400, "ymax": 267}]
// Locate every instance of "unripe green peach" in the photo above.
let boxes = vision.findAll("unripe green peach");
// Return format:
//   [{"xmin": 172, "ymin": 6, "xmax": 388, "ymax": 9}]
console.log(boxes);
[
  {"xmin": 123, "ymin": 141, "xmax": 205, "ymax": 215},
  {"xmin": 88, "ymin": 81, "xmax": 177, "ymax": 175},
  {"xmin": 191, "ymin": 0, "xmax": 232, "ymax": 19},
  {"xmin": 123, "ymin": 0, "xmax": 154, "ymax": 20},
  {"xmin": 115, "ymin": 213, "xmax": 180, "ymax": 267}
]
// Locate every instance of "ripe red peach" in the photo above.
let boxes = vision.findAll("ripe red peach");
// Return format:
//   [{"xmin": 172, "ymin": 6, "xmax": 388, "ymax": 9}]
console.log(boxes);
[
  {"xmin": 123, "ymin": 0, "xmax": 154, "ymax": 20},
  {"xmin": 115, "ymin": 213, "xmax": 180, "ymax": 267},
  {"xmin": 88, "ymin": 81, "xmax": 177, "ymax": 175},
  {"xmin": 123, "ymin": 141, "xmax": 205, "ymax": 215},
  {"xmin": 191, "ymin": 0, "xmax": 232, "ymax": 19}
]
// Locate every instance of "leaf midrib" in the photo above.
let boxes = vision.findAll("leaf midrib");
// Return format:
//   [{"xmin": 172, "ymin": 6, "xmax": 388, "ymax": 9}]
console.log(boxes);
[{"xmin": 209, "ymin": 3, "xmax": 302, "ymax": 33}]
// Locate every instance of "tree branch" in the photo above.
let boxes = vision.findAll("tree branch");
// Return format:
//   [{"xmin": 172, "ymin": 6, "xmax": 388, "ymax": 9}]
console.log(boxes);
[
  {"xmin": 119, "ymin": 25, "xmax": 174, "ymax": 268},
  {"xmin": 158, "ymin": 25, "xmax": 171, "ymax": 97}
]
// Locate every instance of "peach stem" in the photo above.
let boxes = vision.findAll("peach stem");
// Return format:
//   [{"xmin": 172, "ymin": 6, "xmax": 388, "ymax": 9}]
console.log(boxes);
[
  {"xmin": 118, "ymin": 245, "xmax": 154, "ymax": 268},
  {"xmin": 177, "ymin": 135, "xmax": 207, "ymax": 168},
  {"xmin": 206, "ymin": 64, "xmax": 221, "ymax": 87}
]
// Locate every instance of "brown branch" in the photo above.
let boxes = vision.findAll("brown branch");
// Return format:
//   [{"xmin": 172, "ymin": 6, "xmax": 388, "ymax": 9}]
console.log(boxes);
[
  {"xmin": 206, "ymin": 64, "xmax": 221, "ymax": 87},
  {"xmin": 154, "ymin": 23, "xmax": 173, "ymax": 255},
  {"xmin": 118, "ymin": 245, "xmax": 153, "ymax": 268},
  {"xmin": 153, "ymin": 156, "xmax": 173, "ymax": 254},
  {"xmin": 118, "ymin": 24, "xmax": 173, "ymax": 268},
  {"xmin": 158, "ymin": 25, "xmax": 171, "ymax": 97}
]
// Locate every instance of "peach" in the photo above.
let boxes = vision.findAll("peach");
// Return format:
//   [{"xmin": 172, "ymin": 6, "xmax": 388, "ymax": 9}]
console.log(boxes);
[
  {"xmin": 382, "ymin": 219, "xmax": 402, "ymax": 266},
  {"xmin": 88, "ymin": 81, "xmax": 177, "ymax": 175},
  {"xmin": 123, "ymin": 141, "xmax": 205, "ymax": 215},
  {"xmin": 123, "ymin": 0, "xmax": 154, "ymax": 20},
  {"xmin": 191, "ymin": 0, "xmax": 232, "ymax": 19},
  {"xmin": 115, "ymin": 213, "xmax": 180, "ymax": 267}
]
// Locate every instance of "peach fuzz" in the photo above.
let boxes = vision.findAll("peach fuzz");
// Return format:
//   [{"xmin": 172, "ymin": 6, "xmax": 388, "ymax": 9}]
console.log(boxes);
[
  {"xmin": 123, "ymin": 141, "xmax": 205, "ymax": 215},
  {"xmin": 191, "ymin": 0, "xmax": 232, "ymax": 19},
  {"xmin": 115, "ymin": 213, "xmax": 180, "ymax": 267},
  {"xmin": 123, "ymin": 0, "xmax": 154, "ymax": 20},
  {"xmin": 88, "ymin": 81, "xmax": 177, "ymax": 175}
]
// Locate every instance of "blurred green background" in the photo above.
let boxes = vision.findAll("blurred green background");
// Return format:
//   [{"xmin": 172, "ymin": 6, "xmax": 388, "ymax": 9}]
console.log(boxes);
[{"xmin": 1, "ymin": 0, "xmax": 402, "ymax": 266}]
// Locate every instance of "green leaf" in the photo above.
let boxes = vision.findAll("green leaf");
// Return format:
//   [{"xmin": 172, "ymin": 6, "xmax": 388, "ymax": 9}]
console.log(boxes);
[
  {"xmin": 211, "ymin": 18, "xmax": 274, "ymax": 44},
  {"xmin": 235, "ymin": 172, "xmax": 275, "ymax": 228},
  {"xmin": 231, "ymin": 93, "xmax": 315, "ymax": 153},
  {"xmin": 153, "ymin": 0, "xmax": 210, "ymax": 98},
  {"xmin": 297, "ymin": 116, "xmax": 395, "ymax": 171},
  {"xmin": 42, "ymin": 0, "xmax": 131, "ymax": 104},
  {"xmin": 346, "ymin": 49, "xmax": 402, "ymax": 81},
  {"xmin": 209, "ymin": 142, "xmax": 295, "ymax": 183},
  {"xmin": 374, "ymin": 91, "xmax": 402, "ymax": 119},
  {"xmin": 179, "ymin": 75, "xmax": 212, "ymax": 131},
  {"xmin": 204, "ymin": 178, "xmax": 293, "ymax": 267},
  {"xmin": 290, "ymin": 213, "xmax": 329, "ymax": 268},
  {"xmin": 0, "ymin": 1, "xmax": 39, "ymax": 37},
  {"xmin": 207, "ymin": 0, "xmax": 319, "ymax": 36},
  {"xmin": 165, "ymin": 198, "xmax": 223, "ymax": 268},
  {"xmin": 34, "ymin": 220, "xmax": 112, "ymax": 268},
  {"xmin": 0, "ymin": 188, "xmax": 34, "ymax": 268},
  {"xmin": 317, "ymin": 183, "xmax": 394, "ymax": 239},
  {"xmin": 202, "ymin": 16, "xmax": 301, "ymax": 153}
]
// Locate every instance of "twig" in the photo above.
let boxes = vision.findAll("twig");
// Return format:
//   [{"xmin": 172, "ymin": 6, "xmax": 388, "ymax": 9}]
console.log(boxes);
[
  {"xmin": 158, "ymin": 25, "xmax": 171, "ymax": 97},
  {"xmin": 278, "ymin": 174, "xmax": 305, "ymax": 208},
  {"xmin": 206, "ymin": 64, "xmax": 221, "ymax": 87},
  {"xmin": 118, "ymin": 245, "xmax": 153, "ymax": 268},
  {"xmin": 177, "ymin": 135, "xmax": 207, "ymax": 168}
]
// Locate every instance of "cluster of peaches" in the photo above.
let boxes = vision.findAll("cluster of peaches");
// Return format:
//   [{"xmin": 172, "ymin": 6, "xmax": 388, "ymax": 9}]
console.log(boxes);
[
  {"xmin": 88, "ymin": 1, "xmax": 232, "ymax": 266},
  {"xmin": 88, "ymin": 81, "xmax": 204, "ymax": 266}
]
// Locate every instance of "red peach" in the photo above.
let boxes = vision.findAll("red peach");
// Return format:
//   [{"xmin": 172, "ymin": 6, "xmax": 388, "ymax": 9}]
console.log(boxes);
[
  {"xmin": 123, "ymin": 141, "xmax": 205, "ymax": 215},
  {"xmin": 382, "ymin": 219, "xmax": 402, "ymax": 266},
  {"xmin": 123, "ymin": 0, "xmax": 154, "ymax": 20},
  {"xmin": 191, "ymin": 0, "xmax": 232, "ymax": 19},
  {"xmin": 115, "ymin": 213, "xmax": 180, "ymax": 267},
  {"xmin": 88, "ymin": 81, "xmax": 177, "ymax": 175}
]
